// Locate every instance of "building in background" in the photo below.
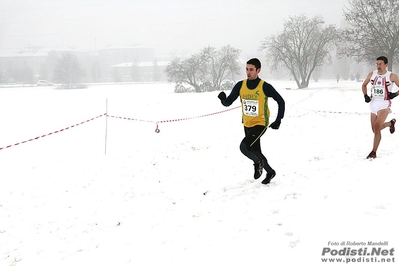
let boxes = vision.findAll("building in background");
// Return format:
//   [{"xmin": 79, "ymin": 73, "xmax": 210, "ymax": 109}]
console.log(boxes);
[
  {"xmin": 0, "ymin": 45, "xmax": 171, "ymax": 84},
  {"xmin": 110, "ymin": 61, "xmax": 169, "ymax": 82}
]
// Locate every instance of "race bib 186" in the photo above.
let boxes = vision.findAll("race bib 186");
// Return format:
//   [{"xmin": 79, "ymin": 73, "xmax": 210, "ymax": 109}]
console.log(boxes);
[{"xmin": 372, "ymin": 85, "xmax": 385, "ymax": 98}]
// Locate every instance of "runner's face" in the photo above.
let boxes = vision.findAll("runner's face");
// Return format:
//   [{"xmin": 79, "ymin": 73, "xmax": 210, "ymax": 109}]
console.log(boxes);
[
  {"xmin": 246, "ymin": 64, "xmax": 260, "ymax": 80},
  {"xmin": 376, "ymin": 60, "xmax": 387, "ymax": 73}
]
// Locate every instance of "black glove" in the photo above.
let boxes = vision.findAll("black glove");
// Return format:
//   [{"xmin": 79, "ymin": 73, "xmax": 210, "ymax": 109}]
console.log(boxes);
[
  {"xmin": 388, "ymin": 92, "xmax": 398, "ymax": 99},
  {"xmin": 269, "ymin": 120, "xmax": 281, "ymax": 129},
  {"xmin": 364, "ymin": 94, "xmax": 371, "ymax": 103},
  {"xmin": 218, "ymin": 91, "xmax": 226, "ymax": 101}
]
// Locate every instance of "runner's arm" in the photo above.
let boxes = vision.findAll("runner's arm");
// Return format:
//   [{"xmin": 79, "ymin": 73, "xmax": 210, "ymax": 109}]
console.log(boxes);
[
  {"xmin": 362, "ymin": 72, "xmax": 372, "ymax": 95},
  {"xmin": 263, "ymin": 83, "xmax": 285, "ymax": 121},
  {"xmin": 221, "ymin": 81, "xmax": 242, "ymax": 107},
  {"xmin": 390, "ymin": 73, "xmax": 399, "ymax": 96}
]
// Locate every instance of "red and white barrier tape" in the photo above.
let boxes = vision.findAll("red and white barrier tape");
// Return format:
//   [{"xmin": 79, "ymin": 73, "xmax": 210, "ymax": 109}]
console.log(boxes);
[
  {"xmin": 108, "ymin": 106, "xmax": 241, "ymax": 132},
  {"xmin": 155, "ymin": 106, "xmax": 240, "ymax": 131},
  {"xmin": 285, "ymin": 109, "xmax": 368, "ymax": 119},
  {"xmin": 106, "ymin": 115, "xmax": 154, "ymax": 124},
  {"xmin": 312, "ymin": 110, "xmax": 368, "ymax": 116},
  {"xmin": 0, "ymin": 113, "xmax": 106, "ymax": 151},
  {"xmin": 0, "ymin": 106, "xmax": 373, "ymax": 151}
]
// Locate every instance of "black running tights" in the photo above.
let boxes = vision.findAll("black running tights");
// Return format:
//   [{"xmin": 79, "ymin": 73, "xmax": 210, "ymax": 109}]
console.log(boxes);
[{"xmin": 239, "ymin": 125, "xmax": 272, "ymax": 172}]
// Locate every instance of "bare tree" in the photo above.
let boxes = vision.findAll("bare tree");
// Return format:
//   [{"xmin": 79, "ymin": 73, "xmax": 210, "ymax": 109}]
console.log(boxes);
[
  {"xmin": 165, "ymin": 54, "xmax": 207, "ymax": 92},
  {"xmin": 54, "ymin": 52, "xmax": 84, "ymax": 88},
  {"xmin": 165, "ymin": 46, "xmax": 241, "ymax": 93},
  {"xmin": 260, "ymin": 15, "xmax": 338, "ymax": 88},
  {"xmin": 342, "ymin": 0, "xmax": 399, "ymax": 70},
  {"xmin": 200, "ymin": 45, "xmax": 241, "ymax": 91}
]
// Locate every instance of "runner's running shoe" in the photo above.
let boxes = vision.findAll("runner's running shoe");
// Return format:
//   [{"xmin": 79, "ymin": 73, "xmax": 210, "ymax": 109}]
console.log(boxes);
[
  {"xmin": 253, "ymin": 161, "xmax": 263, "ymax": 179},
  {"xmin": 366, "ymin": 151, "xmax": 377, "ymax": 159},
  {"xmin": 390, "ymin": 118, "xmax": 396, "ymax": 134},
  {"xmin": 261, "ymin": 169, "xmax": 276, "ymax": 184}
]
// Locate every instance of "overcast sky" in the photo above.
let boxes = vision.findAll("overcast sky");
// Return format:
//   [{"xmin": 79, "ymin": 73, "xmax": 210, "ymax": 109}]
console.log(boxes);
[{"xmin": 0, "ymin": 0, "xmax": 349, "ymax": 57}]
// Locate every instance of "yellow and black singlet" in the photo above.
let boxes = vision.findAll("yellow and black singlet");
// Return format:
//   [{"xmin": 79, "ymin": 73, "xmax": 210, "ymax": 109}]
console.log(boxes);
[{"xmin": 239, "ymin": 79, "xmax": 270, "ymax": 127}]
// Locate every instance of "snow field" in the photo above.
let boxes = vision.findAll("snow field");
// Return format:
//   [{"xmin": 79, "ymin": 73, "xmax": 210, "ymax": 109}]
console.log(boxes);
[{"xmin": 1, "ymin": 80, "xmax": 397, "ymax": 266}]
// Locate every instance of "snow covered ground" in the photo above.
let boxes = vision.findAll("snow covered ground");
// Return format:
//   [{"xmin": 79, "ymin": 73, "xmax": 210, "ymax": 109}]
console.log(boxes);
[{"xmin": 1, "ymin": 80, "xmax": 398, "ymax": 266}]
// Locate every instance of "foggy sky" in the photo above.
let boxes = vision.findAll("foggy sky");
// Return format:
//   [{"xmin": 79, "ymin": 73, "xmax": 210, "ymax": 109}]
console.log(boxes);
[{"xmin": 0, "ymin": 0, "xmax": 349, "ymax": 57}]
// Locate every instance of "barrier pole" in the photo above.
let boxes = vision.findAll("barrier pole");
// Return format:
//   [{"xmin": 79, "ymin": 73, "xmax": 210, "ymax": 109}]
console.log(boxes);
[{"xmin": 105, "ymin": 98, "xmax": 108, "ymax": 155}]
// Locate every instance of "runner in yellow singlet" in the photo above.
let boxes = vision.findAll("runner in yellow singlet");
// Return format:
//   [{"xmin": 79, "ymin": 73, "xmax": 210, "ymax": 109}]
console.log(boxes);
[{"xmin": 218, "ymin": 58, "xmax": 285, "ymax": 185}]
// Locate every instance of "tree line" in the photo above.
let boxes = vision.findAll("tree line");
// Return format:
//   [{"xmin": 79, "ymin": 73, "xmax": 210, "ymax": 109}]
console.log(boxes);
[
  {"xmin": 165, "ymin": 45, "xmax": 241, "ymax": 93},
  {"xmin": 166, "ymin": 0, "xmax": 399, "ymax": 91}
]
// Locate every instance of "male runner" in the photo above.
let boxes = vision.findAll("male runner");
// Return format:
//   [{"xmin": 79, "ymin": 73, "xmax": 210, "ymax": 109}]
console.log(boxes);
[
  {"xmin": 218, "ymin": 58, "xmax": 285, "ymax": 184},
  {"xmin": 362, "ymin": 56, "xmax": 399, "ymax": 159}
]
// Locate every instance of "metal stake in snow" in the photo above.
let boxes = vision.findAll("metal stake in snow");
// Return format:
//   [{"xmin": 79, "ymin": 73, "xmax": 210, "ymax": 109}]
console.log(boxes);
[{"xmin": 105, "ymin": 98, "xmax": 109, "ymax": 154}]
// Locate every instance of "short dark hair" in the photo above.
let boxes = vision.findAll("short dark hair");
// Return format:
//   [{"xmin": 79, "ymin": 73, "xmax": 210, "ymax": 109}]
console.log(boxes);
[
  {"xmin": 247, "ymin": 58, "xmax": 261, "ymax": 70},
  {"xmin": 376, "ymin": 56, "xmax": 388, "ymax": 64}
]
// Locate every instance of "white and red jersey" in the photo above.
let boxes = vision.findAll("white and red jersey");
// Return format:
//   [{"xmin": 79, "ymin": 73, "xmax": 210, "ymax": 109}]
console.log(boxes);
[{"xmin": 370, "ymin": 70, "xmax": 393, "ymax": 101}]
